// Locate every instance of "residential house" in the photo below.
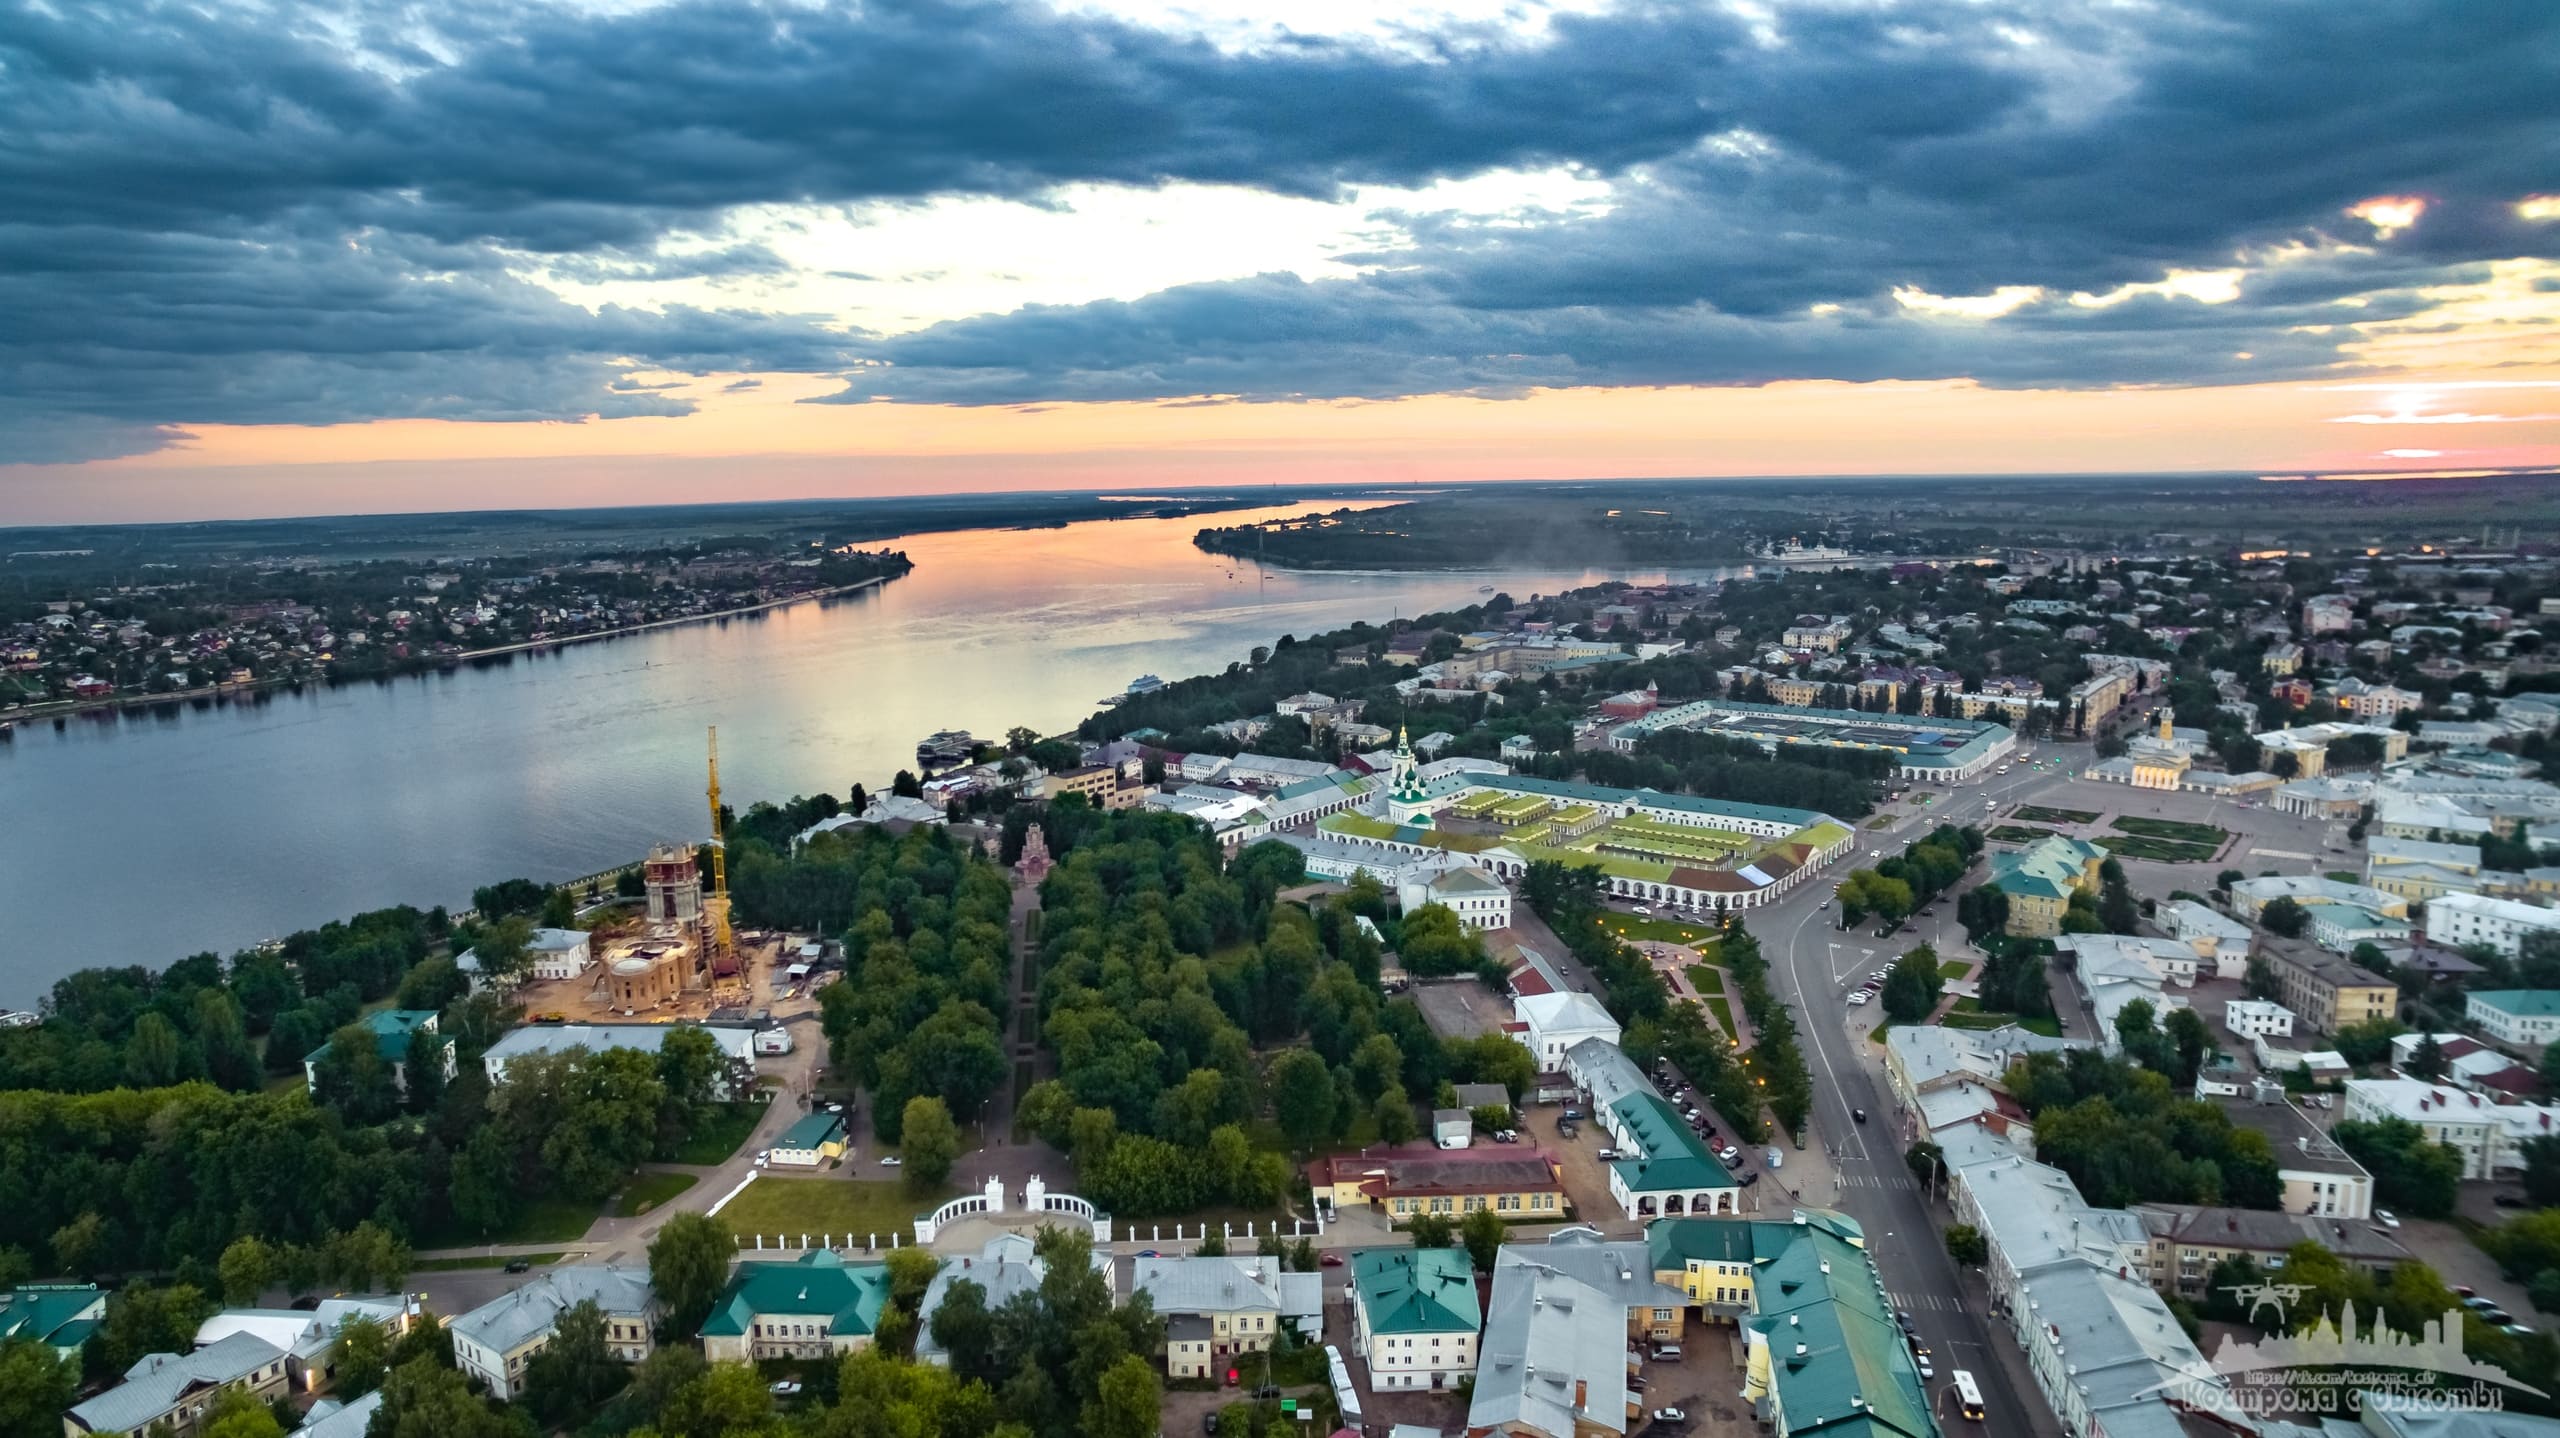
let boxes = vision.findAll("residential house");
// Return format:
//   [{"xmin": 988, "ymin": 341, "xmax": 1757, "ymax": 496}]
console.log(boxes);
[
  {"xmin": 1935, "ymin": 1126, "xmax": 2236, "ymax": 1438},
  {"xmin": 699, "ymin": 1252, "xmax": 892, "ymax": 1363},
  {"xmin": 2341, "ymin": 1081, "xmax": 2530, "ymax": 1181},
  {"xmin": 1132, "ymin": 1255, "xmax": 1322, "ymax": 1380},
  {"xmin": 2466, "ymin": 990, "xmax": 2560, "ymax": 1047},
  {"xmin": 2425, "ymin": 895, "xmax": 2560, "ymax": 958},
  {"xmin": 1985, "ymin": 834, "xmax": 2108, "ymax": 937},
  {"xmin": 915, "ymin": 1233, "xmax": 1113, "ymax": 1368},
  {"xmin": 1349, "ymin": 1247, "xmax": 1481, "ymax": 1393},
  {"xmin": 2209, "ymin": 1094, "xmax": 2376, "ymax": 1217},
  {"xmin": 1399, "ymin": 865, "xmax": 1513, "ymax": 931},
  {"xmin": 2225, "ymin": 999, "xmax": 2296, "ymax": 1039},
  {"xmin": 2262, "ymin": 940, "xmax": 2400, "ymax": 1036},
  {"xmin": 194, "ymin": 1296, "xmax": 416, "ymax": 1395},
  {"xmin": 2134, "ymin": 1205, "xmax": 2409, "ymax": 1303},
  {"xmin": 1468, "ymin": 1230, "xmax": 1693, "ymax": 1438},
  {"xmin": 302, "ymin": 1009, "xmax": 455, "ymax": 1095},
  {"xmin": 66, "ymin": 1333, "xmax": 290, "ymax": 1438},
  {"xmin": 1514, "ymin": 991, "xmax": 1621, "ymax": 1073},
  {"xmin": 2160, "ymin": 899, "xmax": 2252, "ymax": 980},
  {"xmin": 1306, "ymin": 1145, "xmax": 1568, "ymax": 1223},
  {"xmin": 453, "ymin": 1266, "xmax": 659, "ymax": 1401}
]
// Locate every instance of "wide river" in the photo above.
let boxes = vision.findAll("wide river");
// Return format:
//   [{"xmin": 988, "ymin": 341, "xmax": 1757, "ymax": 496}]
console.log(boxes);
[{"xmin": 1, "ymin": 503, "xmax": 1747, "ymax": 1002}]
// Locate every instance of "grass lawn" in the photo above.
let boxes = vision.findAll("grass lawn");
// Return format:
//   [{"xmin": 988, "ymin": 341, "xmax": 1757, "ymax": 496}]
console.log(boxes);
[
  {"xmin": 2015, "ymin": 805, "xmax": 2101, "ymax": 825},
  {"xmin": 1601, "ymin": 914, "xmax": 1722, "ymax": 947},
  {"xmin": 413, "ymin": 1252, "xmax": 571, "ymax": 1272},
  {"xmin": 1702, "ymin": 995, "xmax": 1737, "ymax": 1040},
  {"xmin": 670, "ymin": 1101, "xmax": 768, "ymax": 1166},
  {"xmin": 1937, "ymin": 959, "xmax": 1972, "ymax": 981},
  {"xmin": 715, "ymin": 1177, "xmax": 952, "ymax": 1240},
  {"xmin": 1685, "ymin": 963, "xmax": 1724, "ymax": 996},
  {"xmin": 1988, "ymin": 825, "xmax": 2054, "ymax": 844},
  {"xmin": 2326, "ymin": 871, "xmax": 2360, "ymax": 883},
  {"xmin": 616, "ymin": 1172, "xmax": 699, "ymax": 1217},
  {"xmin": 2111, "ymin": 816, "xmax": 2230, "ymax": 846},
  {"xmin": 427, "ymin": 1193, "xmax": 600, "ymax": 1247},
  {"xmin": 2102, "ymin": 835, "xmax": 2220, "ymax": 863}
]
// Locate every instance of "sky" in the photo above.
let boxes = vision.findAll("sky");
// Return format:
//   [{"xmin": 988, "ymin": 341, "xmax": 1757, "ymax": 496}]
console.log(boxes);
[{"xmin": 2, "ymin": 0, "xmax": 2558, "ymax": 524}]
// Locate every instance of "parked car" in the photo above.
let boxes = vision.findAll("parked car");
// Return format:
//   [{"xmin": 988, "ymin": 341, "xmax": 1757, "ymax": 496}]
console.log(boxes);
[
  {"xmin": 1597, "ymin": 1147, "xmax": 1623, "ymax": 1160},
  {"xmin": 1562, "ymin": 1107, "xmax": 1586, "ymax": 1120},
  {"xmin": 769, "ymin": 1380, "xmax": 802, "ymax": 1397},
  {"xmin": 503, "ymin": 1258, "xmax": 532, "ymax": 1274},
  {"xmin": 2455, "ymin": 1286, "xmax": 2478, "ymax": 1299},
  {"xmin": 2464, "ymin": 1296, "xmax": 2502, "ymax": 1311},
  {"xmin": 2506, "ymin": 1324, "xmax": 2538, "ymax": 1339},
  {"xmin": 1718, "ymin": 1145, "xmax": 1740, "ymax": 1162},
  {"xmin": 1252, "ymin": 1384, "xmax": 1281, "ymax": 1399},
  {"xmin": 1320, "ymin": 1252, "xmax": 1345, "ymax": 1267},
  {"xmin": 1917, "ymin": 1358, "xmax": 1935, "ymax": 1380},
  {"xmin": 880, "ymin": 1155, "xmax": 903, "ymax": 1166},
  {"xmin": 1651, "ymin": 1409, "xmax": 1687, "ymax": 1424},
  {"xmin": 2375, "ymin": 1209, "xmax": 2401, "ymax": 1228},
  {"xmin": 1739, "ymin": 1171, "xmax": 1761, "ymax": 1187}
]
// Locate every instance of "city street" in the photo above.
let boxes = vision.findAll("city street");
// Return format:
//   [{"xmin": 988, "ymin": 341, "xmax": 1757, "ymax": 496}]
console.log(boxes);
[{"xmin": 1608, "ymin": 746, "xmax": 2106, "ymax": 1438}]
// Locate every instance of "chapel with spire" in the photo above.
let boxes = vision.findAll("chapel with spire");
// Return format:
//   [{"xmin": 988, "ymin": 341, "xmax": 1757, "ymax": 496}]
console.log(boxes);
[{"xmin": 1386, "ymin": 722, "xmax": 1438, "ymax": 826}]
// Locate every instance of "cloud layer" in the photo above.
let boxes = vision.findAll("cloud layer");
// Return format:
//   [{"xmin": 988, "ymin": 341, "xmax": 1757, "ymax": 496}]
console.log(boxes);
[{"xmin": 2, "ymin": 0, "xmax": 2555, "ymax": 460}]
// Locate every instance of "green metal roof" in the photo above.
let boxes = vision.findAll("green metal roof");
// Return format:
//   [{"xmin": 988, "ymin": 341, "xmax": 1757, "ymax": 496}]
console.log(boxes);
[
  {"xmin": 305, "ymin": 1009, "xmax": 444, "ymax": 1067},
  {"xmin": 1607, "ymin": 1092, "xmax": 1736, "ymax": 1193},
  {"xmin": 1987, "ymin": 834, "xmax": 2105, "ymax": 903},
  {"xmin": 1350, "ymin": 1247, "xmax": 1480, "ymax": 1335},
  {"xmin": 0, "ymin": 1285, "xmax": 103, "ymax": 1350},
  {"xmin": 776, "ymin": 1111, "xmax": 845, "ymax": 1150},
  {"xmin": 699, "ymin": 1252, "xmax": 890, "ymax": 1339},
  {"xmin": 2469, "ymin": 990, "xmax": 2560, "ymax": 1017},
  {"xmin": 1745, "ymin": 1225, "xmax": 1936, "ymax": 1438}
]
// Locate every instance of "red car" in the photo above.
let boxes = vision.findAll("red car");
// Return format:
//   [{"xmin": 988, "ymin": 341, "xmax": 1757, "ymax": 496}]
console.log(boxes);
[{"xmin": 1320, "ymin": 1252, "xmax": 1345, "ymax": 1267}]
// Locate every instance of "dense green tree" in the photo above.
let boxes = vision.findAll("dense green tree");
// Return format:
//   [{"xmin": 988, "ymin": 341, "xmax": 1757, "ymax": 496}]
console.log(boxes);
[
  {"xmin": 1461, "ymin": 1207, "xmax": 1506, "ymax": 1273},
  {"xmin": 218, "ymin": 1236, "xmax": 276, "ymax": 1306},
  {"xmin": 900, "ymin": 1097, "xmax": 962, "ymax": 1189},
  {"xmin": 650, "ymin": 1213, "xmax": 735, "ymax": 1337},
  {"xmin": 1267, "ymin": 1049, "xmax": 1337, "ymax": 1151},
  {"xmin": 331, "ymin": 1314, "xmax": 392, "ymax": 1397},
  {"xmin": 659, "ymin": 1361, "xmax": 779, "ymax": 1438},
  {"xmin": 524, "ymin": 1300, "xmax": 625, "ymax": 1422},
  {"xmin": 371, "ymin": 1354, "xmax": 514, "ymax": 1438},
  {"xmin": 2261, "ymin": 897, "xmax": 2309, "ymax": 939},
  {"xmin": 202, "ymin": 1385, "xmax": 288, "ymax": 1438},
  {"xmin": 1086, "ymin": 1354, "xmax": 1161, "ymax": 1438},
  {"xmin": 1945, "ymin": 1226, "xmax": 1988, "ymax": 1265},
  {"xmin": 1880, "ymin": 946, "xmax": 1945, "ymax": 1023},
  {"xmin": 1408, "ymin": 1213, "xmax": 1455, "ymax": 1248},
  {"xmin": 2334, "ymin": 1118, "xmax": 2463, "ymax": 1219},
  {"xmin": 0, "ymin": 1338, "xmax": 78, "ymax": 1438}
]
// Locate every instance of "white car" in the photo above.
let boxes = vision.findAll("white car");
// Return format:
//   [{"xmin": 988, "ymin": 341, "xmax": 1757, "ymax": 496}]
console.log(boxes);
[
  {"xmin": 1718, "ymin": 1144, "xmax": 1741, "ymax": 1162},
  {"xmin": 1916, "ymin": 1358, "xmax": 1935, "ymax": 1380},
  {"xmin": 1848, "ymin": 991, "xmax": 1871, "ymax": 1006},
  {"xmin": 2376, "ymin": 1209, "xmax": 2400, "ymax": 1228},
  {"xmin": 769, "ymin": 1379, "xmax": 802, "ymax": 1397},
  {"xmin": 880, "ymin": 1155, "xmax": 903, "ymax": 1167},
  {"xmin": 1651, "ymin": 1409, "xmax": 1687, "ymax": 1424},
  {"xmin": 1633, "ymin": 905, "xmax": 1651, "ymax": 915}
]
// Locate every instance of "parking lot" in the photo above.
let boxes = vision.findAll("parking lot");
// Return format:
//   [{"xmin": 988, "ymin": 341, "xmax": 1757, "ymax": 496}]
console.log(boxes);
[{"xmin": 1411, "ymin": 977, "xmax": 1511, "ymax": 1041}]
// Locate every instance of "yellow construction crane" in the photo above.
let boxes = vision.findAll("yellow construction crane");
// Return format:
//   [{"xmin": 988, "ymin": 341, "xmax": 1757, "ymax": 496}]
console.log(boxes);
[{"xmin": 704, "ymin": 726, "xmax": 734, "ymax": 963}]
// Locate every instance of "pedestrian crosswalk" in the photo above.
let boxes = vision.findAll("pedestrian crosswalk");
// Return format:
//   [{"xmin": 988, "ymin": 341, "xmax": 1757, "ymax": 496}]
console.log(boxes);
[
  {"xmin": 1887, "ymin": 1291, "xmax": 1965, "ymax": 1314},
  {"xmin": 1835, "ymin": 1171, "xmax": 1917, "ymax": 1191}
]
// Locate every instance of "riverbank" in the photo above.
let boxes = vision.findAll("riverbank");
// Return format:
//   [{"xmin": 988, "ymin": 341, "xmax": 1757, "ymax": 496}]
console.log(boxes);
[{"xmin": 1, "ymin": 573, "xmax": 902, "ymax": 725}]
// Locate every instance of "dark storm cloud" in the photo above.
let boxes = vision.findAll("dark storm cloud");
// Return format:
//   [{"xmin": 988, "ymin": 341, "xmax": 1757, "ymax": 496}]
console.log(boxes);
[{"xmin": 1, "ymin": 0, "xmax": 2555, "ymax": 458}]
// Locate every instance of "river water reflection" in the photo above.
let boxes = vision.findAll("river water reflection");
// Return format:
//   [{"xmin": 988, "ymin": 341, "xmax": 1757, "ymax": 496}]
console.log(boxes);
[{"xmin": 1, "ymin": 503, "xmax": 1745, "ymax": 999}]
